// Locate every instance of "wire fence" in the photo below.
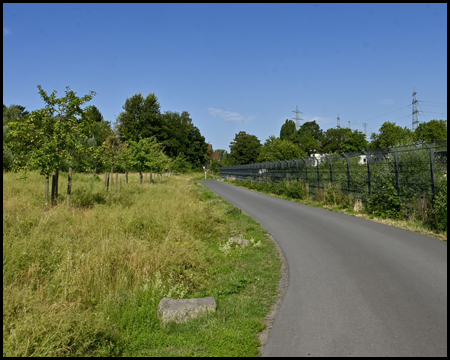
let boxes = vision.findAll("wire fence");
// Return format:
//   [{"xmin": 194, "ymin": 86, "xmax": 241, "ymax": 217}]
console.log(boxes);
[{"xmin": 220, "ymin": 140, "xmax": 447, "ymax": 203}]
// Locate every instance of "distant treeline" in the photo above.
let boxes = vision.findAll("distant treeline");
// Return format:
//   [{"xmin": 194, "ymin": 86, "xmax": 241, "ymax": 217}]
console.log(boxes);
[
  {"xmin": 3, "ymin": 88, "xmax": 211, "ymax": 174},
  {"xmin": 212, "ymin": 118, "xmax": 447, "ymax": 171}
]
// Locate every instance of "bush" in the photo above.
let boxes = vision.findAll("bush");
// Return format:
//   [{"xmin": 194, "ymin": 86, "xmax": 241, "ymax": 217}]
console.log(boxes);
[
  {"xmin": 365, "ymin": 183, "xmax": 405, "ymax": 219},
  {"xmin": 427, "ymin": 177, "xmax": 447, "ymax": 232},
  {"xmin": 286, "ymin": 180, "xmax": 305, "ymax": 199}
]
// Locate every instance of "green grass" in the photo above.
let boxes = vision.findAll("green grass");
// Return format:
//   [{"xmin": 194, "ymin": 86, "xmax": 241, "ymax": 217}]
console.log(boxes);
[{"xmin": 3, "ymin": 171, "xmax": 281, "ymax": 356}]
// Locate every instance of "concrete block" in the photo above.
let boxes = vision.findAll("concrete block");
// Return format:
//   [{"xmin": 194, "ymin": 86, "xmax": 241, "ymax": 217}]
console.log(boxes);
[
  {"xmin": 229, "ymin": 236, "xmax": 250, "ymax": 248},
  {"xmin": 157, "ymin": 296, "xmax": 216, "ymax": 326}
]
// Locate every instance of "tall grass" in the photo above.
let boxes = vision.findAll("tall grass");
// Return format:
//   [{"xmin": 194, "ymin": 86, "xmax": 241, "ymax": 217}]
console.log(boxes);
[{"xmin": 3, "ymin": 171, "xmax": 281, "ymax": 356}]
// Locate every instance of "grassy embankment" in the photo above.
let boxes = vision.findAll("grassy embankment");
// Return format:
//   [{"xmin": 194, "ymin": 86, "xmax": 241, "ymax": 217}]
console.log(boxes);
[
  {"xmin": 3, "ymin": 170, "xmax": 281, "ymax": 356},
  {"xmin": 221, "ymin": 176, "xmax": 447, "ymax": 241}
]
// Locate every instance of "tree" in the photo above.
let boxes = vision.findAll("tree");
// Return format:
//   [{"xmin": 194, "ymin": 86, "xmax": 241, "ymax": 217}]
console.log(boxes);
[
  {"xmin": 7, "ymin": 85, "xmax": 96, "ymax": 206},
  {"xmin": 160, "ymin": 110, "xmax": 208, "ymax": 169},
  {"xmin": 116, "ymin": 93, "xmax": 162, "ymax": 144},
  {"xmin": 280, "ymin": 119, "xmax": 296, "ymax": 140},
  {"xmin": 413, "ymin": 119, "xmax": 447, "ymax": 143},
  {"xmin": 100, "ymin": 124, "xmax": 129, "ymax": 186},
  {"xmin": 128, "ymin": 136, "xmax": 170, "ymax": 184},
  {"xmin": 258, "ymin": 137, "xmax": 306, "ymax": 162},
  {"xmin": 3, "ymin": 104, "xmax": 30, "ymax": 171},
  {"xmin": 82, "ymin": 105, "xmax": 112, "ymax": 147},
  {"xmin": 369, "ymin": 121, "xmax": 413, "ymax": 149},
  {"xmin": 3, "ymin": 104, "xmax": 29, "ymax": 126},
  {"xmin": 321, "ymin": 127, "xmax": 368, "ymax": 154},
  {"xmin": 228, "ymin": 131, "xmax": 261, "ymax": 165},
  {"xmin": 292, "ymin": 120, "xmax": 324, "ymax": 155}
]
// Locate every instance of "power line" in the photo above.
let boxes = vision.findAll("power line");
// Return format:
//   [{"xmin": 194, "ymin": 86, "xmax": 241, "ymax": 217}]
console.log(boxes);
[
  {"xmin": 421, "ymin": 101, "xmax": 447, "ymax": 106},
  {"xmin": 355, "ymin": 105, "xmax": 409, "ymax": 123}
]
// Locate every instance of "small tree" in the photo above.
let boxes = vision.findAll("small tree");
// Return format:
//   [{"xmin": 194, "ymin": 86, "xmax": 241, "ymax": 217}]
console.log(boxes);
[
  {"xmin": 128, "ymin": 136, "xmax": 170, "ymax": 184},
  {"xmin": 7, "ymin": 85, "xmax": 96, "ymax": 206}
]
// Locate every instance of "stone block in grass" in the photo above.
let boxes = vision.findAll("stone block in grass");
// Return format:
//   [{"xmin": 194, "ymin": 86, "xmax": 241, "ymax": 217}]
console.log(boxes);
[
  {"xmin": 157, "ymin": 297, "xmax": 216, "ymax": 326},
  {"xmin": 229, "ymin": 237, "xmax": 250, "ymax": 248}
]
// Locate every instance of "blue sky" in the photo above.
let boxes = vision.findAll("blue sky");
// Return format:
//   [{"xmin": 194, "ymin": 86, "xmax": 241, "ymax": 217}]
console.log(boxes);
[{"xmin": 3, "ymin": 3, "xmax": 447, "ymax": 151}]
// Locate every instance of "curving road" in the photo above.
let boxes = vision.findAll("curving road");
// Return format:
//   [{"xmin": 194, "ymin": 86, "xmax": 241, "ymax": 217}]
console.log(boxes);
[{"xmin": 201, "ymin": 180, "xmax": 447, "ymax": 357}]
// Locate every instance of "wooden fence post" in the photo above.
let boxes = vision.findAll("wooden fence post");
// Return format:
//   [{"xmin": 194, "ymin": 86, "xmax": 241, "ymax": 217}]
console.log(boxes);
[
  {"xmin": 67, "ymin": 167, "xmax": 72, "ymax": 210},
  {"xmin": 45, "ymin": 174, "xmax": 49, "ymax": 206}
]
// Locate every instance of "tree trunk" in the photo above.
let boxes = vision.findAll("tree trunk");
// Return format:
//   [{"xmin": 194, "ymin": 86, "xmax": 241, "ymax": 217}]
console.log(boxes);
[
  {"xmin": 115, "ymin": 173, "xmax": 118, "ymax": 194},
  {"xmin": 45, "ymin": 174, "xmax": 49, "ymax": 206},
  {"xmin": 51, "ymin": 170, "xmax": 58, "ymax": 205},
  {"xmin": 55, "ymin": 169, "xmax": 59, "ymax": 204},
  {"xmin": 67, "ymin": 167, "xmax": 72, "ymax": 210},
  {"xmin": 110, "ymin": 165, "xmax": 114, "ymax": 186},
  {"xmin": 104, "ymin": 172, "xmax": 108, "ymax": 191},
  {"xmin": 139, "ymin": 171, "xmax": 143, "ymax": 184},
  {"xmin": 106, "ymin": 172, "xmax": 110, "ymax": 191}
]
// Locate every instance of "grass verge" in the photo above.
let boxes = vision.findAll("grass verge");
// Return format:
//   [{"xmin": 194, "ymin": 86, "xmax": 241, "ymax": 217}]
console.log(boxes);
[
  {"xmin": 3, "ymin": 171, "xmax": 281, "ymax": 356},
  {"xmin": 222, "ymin": 177, "xmax": 447, "ymax": 242}
]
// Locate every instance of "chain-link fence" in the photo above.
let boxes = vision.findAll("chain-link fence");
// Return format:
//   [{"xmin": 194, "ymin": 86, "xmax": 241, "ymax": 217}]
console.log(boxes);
[{"xmin": 220, "ymin": 140, "xmax": 447, "ymax": 203}]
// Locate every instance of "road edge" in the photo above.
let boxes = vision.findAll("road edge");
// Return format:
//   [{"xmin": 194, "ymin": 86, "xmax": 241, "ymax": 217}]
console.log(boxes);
[{"xmin": 257, "ymin": 232, "xmax": 289, "ymax": 356}]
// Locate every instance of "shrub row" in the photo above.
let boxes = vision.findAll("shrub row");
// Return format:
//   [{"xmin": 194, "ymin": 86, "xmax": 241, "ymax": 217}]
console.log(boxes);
[{"xmin": 226, "ymin": 177, "xmax": 447, "ymax": 233}]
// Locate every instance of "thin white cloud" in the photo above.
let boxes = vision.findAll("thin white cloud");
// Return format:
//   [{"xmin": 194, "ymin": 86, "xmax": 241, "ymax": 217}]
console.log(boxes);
[
  {"xmin": 3, "ymin": 27, "xmax": 11, "ymax": 36},
  {"xmin": 379, "ymin": 99, "xmax": 394, "ymax": 105},
  {"xmin": 208, "ymin": 107, "xmax": 255, "ymax": 123}
]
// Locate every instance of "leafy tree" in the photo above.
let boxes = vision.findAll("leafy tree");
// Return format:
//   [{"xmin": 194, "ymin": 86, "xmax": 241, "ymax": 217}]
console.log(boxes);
[
  {"xmin": 258, "ymin": 137, "xmax": 306, "ymax": 162},
  {"xmin": 128, "ymin": 136, "xmax": 170, "ymax": 183},
  {"xmin": 228, "ymin": 131, "xmax": 261, "ymax": 165},
  {"xmin": 292, "ymin": 121, "xmax": 324, "ymax": 155},
  {"xmin": 160, "ymin": 110, "xmax": 208, "ymax": 169},
  {"xmin": 116, "ymin": 93, "xmax": 162, "ymax": 144},
  {"xmin": 298, "ymin": 120, "xmax": 323, "ymax": 141},
  {"xmin": 171, "ymin": 153, "xmax": 191, "ymax": 172},
  {"xmin": 82, "ymin": 105, "xmax": 112, "ymax": 147},
  {"xmin": 100, "ymin": 125, "xmax": 129, "ymax": 181},
  {"xmin": 369, "ymin": 121, "xmax": 413, "ymax": 149},
  {"xmin": 3, "ymin": 104, "xmax": 30, "ymax": 171},
  {"xmin": 7, "ymin": 85, "xmax": 96, "ymax": 206},
  {"xmin": 321, "ymin": 127, "xmax": 368, "ymax": 154},
  {"xmin": 3, "ymin": 104, "xmax": 29, "ymax": 126},
  {"xmin": 280, "ymin": 119, "xmax": 296, "ymax": 140},
  {"xmin": 413, "ymin": 119, "xmax": 447, "ymax": 143}
]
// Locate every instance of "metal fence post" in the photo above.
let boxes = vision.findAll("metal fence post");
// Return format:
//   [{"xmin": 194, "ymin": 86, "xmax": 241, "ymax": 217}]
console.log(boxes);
[
  {"xmin": 362, "ymin": 150, "xmax": 371, "ymax": 197},
  {"xmin": 294, "ymin": 159, "xmax": 300, "ymax": 182},
  {"xmin": 342, "ymin": 153, "xmax": 351, "ymax": 195},
  {"xmin": 422, "ymin": 142, "xmax": 436, "ymax": 204},
  {"xmin": 285, "ymin": 160, "xmax": 290, "ymax": 183},
  {"xmin": 302, "ymin": 158, "xmax": 309, "ymax": 184},
  {"xmin": 389, "ymin": 147, "xmax": 400, "ymax": 195},
  {"xmin": 279, "ymin": 160, "xmax": 284, "ymax": 184},
  {"xmin": 325, "ymin": 155, "xmax": 332, "ymax": 184},
  {"xmin": 316, "ymin": 156, "xmax": 320, "ymax": 190}
]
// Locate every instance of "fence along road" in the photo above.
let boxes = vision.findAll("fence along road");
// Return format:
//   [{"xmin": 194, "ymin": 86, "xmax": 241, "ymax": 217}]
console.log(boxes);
[{"xmin": 201, "ymin": 180, "xmax": 447, "ymax": 357}]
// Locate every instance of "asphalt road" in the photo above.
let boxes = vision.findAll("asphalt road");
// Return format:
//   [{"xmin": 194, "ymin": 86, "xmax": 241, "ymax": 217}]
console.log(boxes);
[{"xmin": 201, "ymin": 180, "xmax": 447, "ymax": 357}]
